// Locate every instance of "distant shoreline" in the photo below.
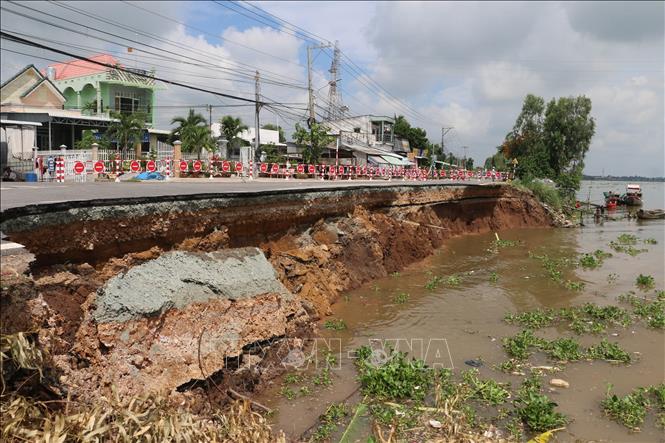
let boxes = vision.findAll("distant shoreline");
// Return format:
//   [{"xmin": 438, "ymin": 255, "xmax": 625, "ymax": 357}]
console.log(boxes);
[{"xmin": 582, "ymin": 176, "xmax": 665, "ymax": 183}]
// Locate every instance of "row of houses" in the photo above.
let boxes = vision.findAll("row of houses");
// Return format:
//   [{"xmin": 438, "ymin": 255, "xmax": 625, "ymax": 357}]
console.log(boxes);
[{"xmin": 1, "ymin": 53, "xmax": 416, "ymax": 171}]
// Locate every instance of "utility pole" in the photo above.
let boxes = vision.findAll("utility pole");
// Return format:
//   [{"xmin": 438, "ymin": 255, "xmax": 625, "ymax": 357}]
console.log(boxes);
[
  {"xmin": 441, "ymin": 127, "xmax": 452, "ymax": 160},
  {"xmin": 254, "ymin": 70, "xmax": 261, "ymax": 179},
  {"xmin": 462, "ymin": 146, "xmax": 469, "ymax": 169},
  {"xmin": 207, "ymin": 104, "xmax": 212, "ymax": 132},
  {"xmin": 307, "ymin": 43, "xmax": 332, "ymax": 156}
]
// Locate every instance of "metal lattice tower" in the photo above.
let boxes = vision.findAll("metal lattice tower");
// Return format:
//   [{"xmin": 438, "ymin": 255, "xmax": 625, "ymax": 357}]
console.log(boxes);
[{"xmin": 326, "ymin": 41, "xmax": 346, "ymax": 120}]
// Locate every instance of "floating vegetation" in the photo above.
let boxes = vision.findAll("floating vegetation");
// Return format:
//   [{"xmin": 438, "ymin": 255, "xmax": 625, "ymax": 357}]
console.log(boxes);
[
  {"xmin": 393, "ymin": 292, "xmax": 410, "ymax": 304},
  {"xmin": 390, "ymin": 271, "xmax": 401, "ymax": 278},
  {"xmin": 311, "ymin": 402, "xmax": 348, "ymax": 441},
  {"xmin": 643, "ymin": 238, "xmax": 658, "ymax": 245},
  {"xmin": 354, "ymin": 346, "xmax": 433, "ymax": 401},
  {"xmin": 601, "ymin": 384, "xmax": 652, "ymax": 431},
  {"xmin": 505, "ymin": 303, "xmax": 632, "ymax": 334},
  {"xmin": 424, "ymin": 275, "xmax": 443, "ymax": 290},
  {"xmin": 609, "ymin": 234, "xmax": 648, "ymax": 256},
  {"xmin": 607, "ymin": 273, "xmax": 619, "ymax": 284},
  {"xmin": 514, "ymin": 376, "xmax": 567, "ymax": 432},
  {"xmin": 445, "ymin": 274, "xmax": 462, "ymax": 286},
  {"xmin": 489, "ymin": 271, "xmax": 499, "ymax": 283},
  {"xmin": 502, "ymin": 330, "xmax": 631, "ymax": 363},
  {"xmin": 618, "ymin": 292, "xmax": 665, "ymax": 329},
  {"xmin": 461, "ymin": 369, "xmax": 511, "ymax": 406},
  {"xmin": 579, "ymin": 253, "xmax": 601, "ymax": 269},
  {"xmin": 529, "ymin": 252, "xmax": 579, "ymax": 288},
  {"xmin": 635, "ymin": 274, "xmax": 655, "ymax": 291},
  {"xmin": 489, "ymin": 233, "xmax": 522, "ymax": 253},
  {"xmin": 323, "ymin": 318, "xmax": 347, "ymax": 330}
]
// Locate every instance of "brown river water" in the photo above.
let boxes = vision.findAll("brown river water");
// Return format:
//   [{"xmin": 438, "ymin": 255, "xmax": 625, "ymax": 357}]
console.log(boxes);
[{"xmin": 258, "ymin": 181, "xmax": 665, "ymax": 442}]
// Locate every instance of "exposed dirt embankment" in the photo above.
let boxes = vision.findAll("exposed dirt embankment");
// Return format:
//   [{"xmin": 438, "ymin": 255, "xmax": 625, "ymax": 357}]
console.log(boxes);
[{"xmin": 0, "ymin": 183, "xmax": 552, "ymax": 405}]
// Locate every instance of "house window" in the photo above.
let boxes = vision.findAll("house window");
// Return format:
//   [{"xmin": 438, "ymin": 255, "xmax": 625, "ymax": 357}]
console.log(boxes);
[
  {"xmin": 115, "ymin": 96, "xmax": 139, "ymax": 113},
  {"xmin": 353, "ymin": 127, "xmax": 361, "ymax": 133}
]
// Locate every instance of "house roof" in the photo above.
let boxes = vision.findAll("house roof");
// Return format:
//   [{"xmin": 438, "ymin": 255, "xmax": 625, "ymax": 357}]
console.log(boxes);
[
  {"xmin": 20, "ymin": 78, "xmax": 67, "ymax": 102},
  {"xmin": 0, "ymin": 64, "xmax": 42, "ymax": 89},
  {"xmin": 46, "ymin": 54, "xmax": 119, "ymax": 80}
]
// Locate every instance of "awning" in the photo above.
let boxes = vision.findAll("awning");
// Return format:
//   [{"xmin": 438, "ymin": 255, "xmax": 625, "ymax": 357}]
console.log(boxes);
[
  {"xmin": 0, "ymin": 119, "xmax": 42, "ymax": 126},
  {"xmin": 380, "ymin": 155, "xmax": 411, "ymax": 166}
]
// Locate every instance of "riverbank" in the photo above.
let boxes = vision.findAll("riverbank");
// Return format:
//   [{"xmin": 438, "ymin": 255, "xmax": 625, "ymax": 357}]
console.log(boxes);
[{"xmin": 1, "ymin": 183, "xmax": 556, "ymax": 441}]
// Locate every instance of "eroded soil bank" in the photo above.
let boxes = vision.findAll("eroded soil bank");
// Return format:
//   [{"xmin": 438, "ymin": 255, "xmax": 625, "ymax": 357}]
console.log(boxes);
[{"xmin": 0, "ymin": 183, "xmax": 554, "ymax": 435}]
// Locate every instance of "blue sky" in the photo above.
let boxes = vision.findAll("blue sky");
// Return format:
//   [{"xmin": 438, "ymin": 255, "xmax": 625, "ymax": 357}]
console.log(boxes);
[{"xmin": 1, "ymin": 1, "xmax": 663, "ymax": 176}]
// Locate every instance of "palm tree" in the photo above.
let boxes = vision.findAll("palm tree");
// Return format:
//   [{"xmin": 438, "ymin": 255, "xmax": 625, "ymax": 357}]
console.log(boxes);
[
  {"xmin": 106, "ymin": 112, "xmax": 145, "ymax": 153},
  {"xmin": 171, "ymin": 109, "xmax": 210, "ymax": 159},
  {"xmin": 187, "ymin": 125, "xmax": 215, "ymax": 160},
  {"xmin": 219, "ymin": 115, "xmax": 248, "ymax": 150}
]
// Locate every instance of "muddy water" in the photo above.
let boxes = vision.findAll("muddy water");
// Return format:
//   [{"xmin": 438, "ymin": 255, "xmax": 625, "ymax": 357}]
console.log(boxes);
[{"xmin": 259, "ymin": 184, "xmax": 665, "ymax": 442}]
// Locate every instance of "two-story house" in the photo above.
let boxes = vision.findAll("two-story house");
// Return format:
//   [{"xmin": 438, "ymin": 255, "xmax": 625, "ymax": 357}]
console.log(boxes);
[{"xmin": 46, "ymin": 54, "xmax": 161, "ymax": 127}]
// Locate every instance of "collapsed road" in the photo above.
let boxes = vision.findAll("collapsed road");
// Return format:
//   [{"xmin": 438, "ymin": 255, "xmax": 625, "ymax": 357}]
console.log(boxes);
[{"xmin": 0, "ymin": 182, "xmax": 554, "ymax": 420}]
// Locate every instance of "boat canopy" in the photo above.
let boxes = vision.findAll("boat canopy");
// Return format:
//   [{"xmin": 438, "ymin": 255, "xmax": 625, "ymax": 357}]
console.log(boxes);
[{"xmin": 627, "ymin": 184, "xmax": 641, "ymax": 191}]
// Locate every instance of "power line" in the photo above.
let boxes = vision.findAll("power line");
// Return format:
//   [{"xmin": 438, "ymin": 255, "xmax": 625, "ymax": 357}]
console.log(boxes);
[
  {"xmin": 1, "ymin": 31, "xmax": 261, "ymax": 105},
  {"xmin": 2, "ymin": 1, "xmax": 305, "ymax": 89}
]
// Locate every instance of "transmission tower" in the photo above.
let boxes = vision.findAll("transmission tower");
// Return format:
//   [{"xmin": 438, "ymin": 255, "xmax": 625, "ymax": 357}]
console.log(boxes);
[{"xmin": 326, "ymin": 41, "xmax": 347, "ymax": 121}]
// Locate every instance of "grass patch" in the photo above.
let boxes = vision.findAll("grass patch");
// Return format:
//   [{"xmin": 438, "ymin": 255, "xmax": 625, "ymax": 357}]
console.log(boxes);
[
  {"xmin": 511, "ymin": 179, "xmax": 563, "ymax": 211},
  {"xmin": 505, "ymin": 308, "xmax": 556, "ymax": 329},
  {"xmin": 445, "ymin": 274, "xmax": 462, "ymax": 286},
  {"xmin": 586, "ymin": 339, "xmax": 631, "ymax": 363}
]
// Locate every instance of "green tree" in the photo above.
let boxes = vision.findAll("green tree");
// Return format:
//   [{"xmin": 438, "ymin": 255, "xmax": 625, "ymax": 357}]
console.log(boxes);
[
  {"xmin": 394, "ymin": 115, "xmax": 412, "ymax": 139},
  {"xmin": 293, "ymin": 122, "xmax": 333, "ymax": 164},
  {"xmin": 219, "ymin": 115, "xmax": 249, "ymax": 150},
  {"xmin": 503, "ymin": 93, "xmax": 595, "ymax": 195},
  {"xmin": 465, "ymin": 158, "xmax": 475, "ymax": 170},
  {"xmin": 261, "ymin": 123, "xmax": 286, "ymax": 143},
  {"xmin": 171, "ymin": 109, "xmax": 211, "ymax": 159},
  {"xmin": 543, "ymin": 96, "xmax": 595, "ymax": 194},
  {"xmin": 75, "ymin": 130, "xmax": 110, "ymax": 150},
  {"xmin": 106, "ymin": 111, "xmax": 145, "ymax": 153}
]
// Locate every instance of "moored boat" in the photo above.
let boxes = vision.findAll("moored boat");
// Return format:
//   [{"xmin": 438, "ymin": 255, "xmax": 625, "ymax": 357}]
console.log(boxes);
[
  {"xmin": 621, "ymin": 184, "xmax": 643, "ymax": 206},
  {"xmin": 603, "ymin": 190, "xmax": 621, "ymax": 207},
  {"xmin": 637, "ymin": 209, "xmax": 665, "ymax": 220}
]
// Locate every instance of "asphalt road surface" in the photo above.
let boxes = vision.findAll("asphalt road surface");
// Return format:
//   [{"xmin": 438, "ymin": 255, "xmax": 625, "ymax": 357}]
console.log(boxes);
[{"xmin": 0, "ymin": 178, "xmax": 488, "ymax": 211}]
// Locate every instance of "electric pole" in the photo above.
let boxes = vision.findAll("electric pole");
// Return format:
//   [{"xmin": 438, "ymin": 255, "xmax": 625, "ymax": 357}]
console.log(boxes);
[
  {"xmin": 254, "ymin": 70, "xmax": 261, "ymax": 179},
  {"xmin": 462, "ymin": 146, "xmax": 469, "ymax": 169},
  {"xmin": 441, "ymin": 127, "xmax": 452, "ymax": 161},
  {"xmin": 207, "ymin": 104, "xmax": 212, "ymax": 132},
  {"xmin": 307, "ymin": 43, "xmax": 331, "ymax": 155}
]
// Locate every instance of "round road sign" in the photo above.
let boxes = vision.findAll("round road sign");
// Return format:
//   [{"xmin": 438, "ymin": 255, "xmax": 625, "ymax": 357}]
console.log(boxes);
[
  {"xmin": 179, "ymin": 160, "xmax": 188, "ymax": 172},
  {"xmin": 73, "ymin": 161, "xmax": 85, "ymax": 174},
  {"xmin": 271, "ymin": 163, "xmax": 279, "ymax": 173},
  {"xmin": 130, "ymin": 160, "xmax": 141, "ymax": 172},
  {"xmin": 235, "ymin": 162, "xmax": 243, "ymax": 172},
  {"xmin": 308, "ymin": 164, "xmax": 315, "ymax": 174},
  {"xmin": 297, "ymin": 164, "xmax": 304, "ymax": 174},
  {"xmin": 93, "ymin": 161, "xmax": 104, "ymax": 173},
  {"xmin": 146, "ymin": 160, "xmax": 156, "ymax": 172},
  {"xmin": 193, "ymin": 160, "xmax": 202, "ymax": 172},
  {"xmin": 222, "ymin": 161, "xmax": 230, "ymax": 172},
  {"xmin": 260, "ymin": 163, "xmax": 268, "ymax": 173}
]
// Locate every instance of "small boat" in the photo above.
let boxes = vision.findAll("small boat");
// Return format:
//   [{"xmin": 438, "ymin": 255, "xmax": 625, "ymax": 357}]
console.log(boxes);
[
  {"xmin": 604, "ymin": 191, "xmax": 621, "ymax": 207},
  {"xmin": 637, "ymin": 209, "xmax": 665, "ymax": 220},
  {"xmin": 621, "ymin": 184, "xmax": 643, "ymax": 206}
]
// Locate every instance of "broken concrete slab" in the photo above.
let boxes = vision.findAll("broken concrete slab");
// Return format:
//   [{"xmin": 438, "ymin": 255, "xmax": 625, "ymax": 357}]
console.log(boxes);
[{"xmin": 94, "ymin": 247, "xmax": 292, "ymax": 323}]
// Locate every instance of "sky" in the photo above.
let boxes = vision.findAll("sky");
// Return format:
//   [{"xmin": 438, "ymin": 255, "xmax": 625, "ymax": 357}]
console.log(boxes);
[{"xmin": 1, "ymin": 1, "xmax": 663, "ymax": 176}]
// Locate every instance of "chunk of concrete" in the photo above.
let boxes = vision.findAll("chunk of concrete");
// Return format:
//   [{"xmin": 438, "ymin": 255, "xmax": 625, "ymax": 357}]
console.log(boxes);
[{"xmin": 94, "ymin": 247, "xmax": 292, "ymax": 323}]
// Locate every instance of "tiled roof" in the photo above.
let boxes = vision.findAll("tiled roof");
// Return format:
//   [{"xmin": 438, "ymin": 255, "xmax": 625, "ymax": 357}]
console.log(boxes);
[{"xmin": 46, "ymin": 54, "xmax": 120, "ymax": 80}]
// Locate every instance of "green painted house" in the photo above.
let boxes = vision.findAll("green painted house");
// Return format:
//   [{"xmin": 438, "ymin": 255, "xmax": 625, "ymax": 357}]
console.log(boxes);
[{"xmin": 46, "ymin": 54, "xmax": 161, "ymax": 126}]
